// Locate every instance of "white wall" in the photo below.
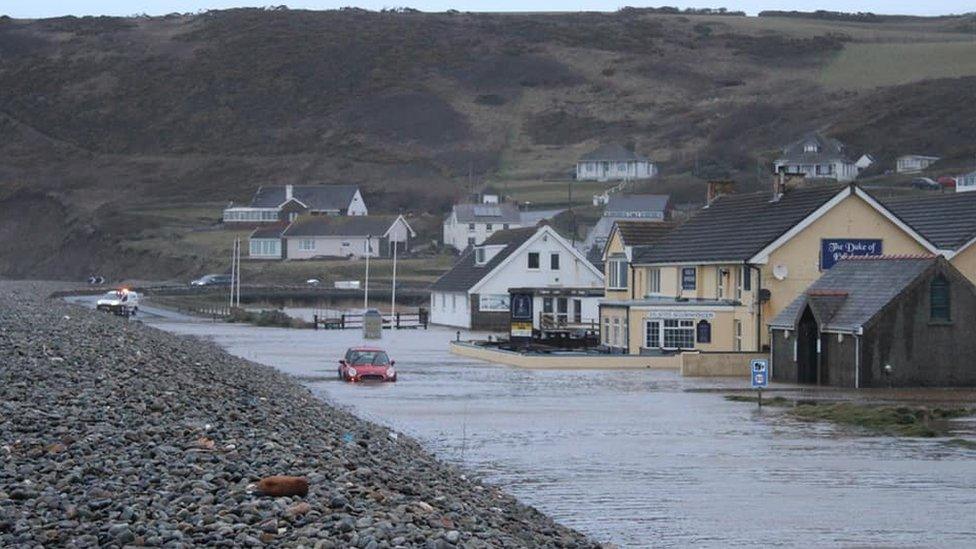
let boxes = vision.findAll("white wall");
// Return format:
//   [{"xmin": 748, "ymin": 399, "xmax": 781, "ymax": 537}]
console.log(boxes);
[
  {"xmin": 287, "ymin": 236, "xmax": 374, "ymax": 259},
  {"xmin": 576, "ymin": 160, "xmax": 656, "ymax": 181},
  {"xmin": 346, "ymin": 190, "xmax": 369, "ymax": 216},
  {"xmin": 429, "ymin": 291, "xmax": 471, "ymax": 328},
  {"xmin": 774, "ymin": 161, "xmax": 856, "ymax": 182},
  {"xmin": 476, "ymin": 230, "xmax": 604, "ymax": 297},
  {"xmin": 443, "ymin": 215, "xmax": 522, "ymax": 251}
]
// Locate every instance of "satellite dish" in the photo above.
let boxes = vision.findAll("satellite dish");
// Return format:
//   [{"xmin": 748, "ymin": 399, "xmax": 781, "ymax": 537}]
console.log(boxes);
[{"xmin": 773, "ymin": 264, "xmax": 789, "ymax": 280}]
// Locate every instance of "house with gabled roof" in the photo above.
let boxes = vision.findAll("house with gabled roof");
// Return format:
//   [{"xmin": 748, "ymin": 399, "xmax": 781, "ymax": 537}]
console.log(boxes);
[
  {"xmin": 276, "ymin": 215, "xmax": 414, "ymax": 260},
  {"xmin": 598, "ymin": 180, "xmax": 965, "ymax": 357},
  {"xmin": 896, "ymin": 154, "xmax": 940, "ymax": 174},
  {"xmin": 773, "ymin": 132, "xmax": 857, "ymax": 182},
  {"xmin": 430, "ymin": 225, "xmax": 604, "ymax": 329},
  {"xmin": 442, "ymin": 201, "xmax": 523, "ymax": 251},
  {"xmin": 770, "ymin": 256, "xmax": 976, "ymax": 387},
  {"xmin": 581, "ymin": 194, "xmax": 672, "ymax": 259},
  {"xmin": 224, "ymin": 184, "xmax": 367, "ymax": 224},
  {"xmin": 576, "ymin": 144, "xmax": 657, "ymax": 182}
]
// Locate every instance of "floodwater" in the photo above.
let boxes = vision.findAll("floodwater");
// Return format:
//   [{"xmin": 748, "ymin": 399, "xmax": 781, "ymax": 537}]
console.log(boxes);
[{"xmin": 69, "ymin": 297, "xmax": 976, "ymax": 548}]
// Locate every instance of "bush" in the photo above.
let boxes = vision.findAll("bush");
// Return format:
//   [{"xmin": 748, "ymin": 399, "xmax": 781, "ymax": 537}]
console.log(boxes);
[{"xmin": 227, "ymin": 307, "xmax": 309, "ymax": 328}]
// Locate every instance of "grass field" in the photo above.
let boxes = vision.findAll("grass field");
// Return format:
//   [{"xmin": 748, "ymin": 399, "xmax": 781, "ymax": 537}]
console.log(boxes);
[
  {"xmin": 821, "ymin": 41, "xmax": 976, "ymax": 89},
  {"xmin": 501, "ymin": 179, "xmax": 614, "ymax": 207}
]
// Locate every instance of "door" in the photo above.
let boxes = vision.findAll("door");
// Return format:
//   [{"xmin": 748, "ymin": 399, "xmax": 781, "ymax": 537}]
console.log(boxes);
[
  {"xmin": 572, "ymin": 299, "xmax": 582, "ymax": 324},
  {"xmin": 796, "ymin": 308, "xmax": 819, "ymax": 384},
  {"xmin": 556, "ymin": 298, "xmax": 568, "ymax": 325}
]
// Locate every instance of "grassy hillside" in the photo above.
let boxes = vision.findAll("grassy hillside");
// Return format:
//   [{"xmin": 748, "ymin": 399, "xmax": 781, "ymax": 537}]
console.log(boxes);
[{"xmin": 1, "ymin": 8, "xmax": 975, "ymax": 279}]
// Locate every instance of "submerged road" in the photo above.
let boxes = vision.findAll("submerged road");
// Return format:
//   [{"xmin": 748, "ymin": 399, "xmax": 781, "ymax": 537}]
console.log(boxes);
[{"xmin": 70, "ymin": 296, "xmax": 976, "ymax": 548}]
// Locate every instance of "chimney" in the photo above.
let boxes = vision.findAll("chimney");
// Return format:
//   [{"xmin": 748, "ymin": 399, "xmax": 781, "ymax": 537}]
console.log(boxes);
[
  {"xmin": 285, "ymin": 184, "xmax": 293, "ymax": 201},
  {"xmin": 706, "ymin": 180, "xmax": 735, "ymax": 205}
]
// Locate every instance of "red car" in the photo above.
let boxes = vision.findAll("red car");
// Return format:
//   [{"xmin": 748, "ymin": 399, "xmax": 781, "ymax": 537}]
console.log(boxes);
[{"xmin": 338, "ymin": 347, "xmax": 397, "ymax": 382}]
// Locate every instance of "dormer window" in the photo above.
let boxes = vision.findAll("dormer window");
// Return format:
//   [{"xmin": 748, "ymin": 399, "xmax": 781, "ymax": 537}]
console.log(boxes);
[
  {"xmin": 804, "ymin": 142, "xmax": 819, "ymax": 153},
  {"xmin": 475, "ymin": 244, "xmax": 505, "ymax": 266},
  {"xmin": 475, "ymin": 247, "xmax": 486, "ymax": 265}
]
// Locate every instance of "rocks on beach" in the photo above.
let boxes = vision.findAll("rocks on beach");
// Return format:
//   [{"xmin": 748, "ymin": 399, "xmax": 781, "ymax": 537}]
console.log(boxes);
[{"xmin": 0, "ymin": 282, "xmax": 600, "ymax": 548}]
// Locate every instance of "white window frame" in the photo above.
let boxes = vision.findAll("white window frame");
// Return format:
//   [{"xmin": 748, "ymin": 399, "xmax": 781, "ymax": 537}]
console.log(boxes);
[
  {"xmin": 646, "ymin": 267, "xmax": 661, "ymax": 295},
  {"xmin": 298, "ymin": 239, "xmax": 316, "ymax": 252},
  {"xmin": 734, "ymin": 319, "xmax": 743, "ymax": 351},
  {"xmin": 716, "ymin": 268, "xmax": 725, "ymax": 299},
  {"xmin": 608, "ymin": 260, "xmax": 628, "ymax": 290},
  {"xmin": 612, "ymin": 318, "xmax": 621, "ymax": 347},
  {"xmin": 475, "ymin": 248, "xmax": 486, "ymax": 265}
]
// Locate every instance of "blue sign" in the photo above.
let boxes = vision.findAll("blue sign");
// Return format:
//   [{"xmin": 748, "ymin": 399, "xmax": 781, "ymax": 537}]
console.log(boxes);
[
  {"xmin": 820, "ymin": 239, "xmax": 882, "ymax": 270},
  {"xmin": 751, "ymin": 359, "xmax": 769, "ymax": 389}
]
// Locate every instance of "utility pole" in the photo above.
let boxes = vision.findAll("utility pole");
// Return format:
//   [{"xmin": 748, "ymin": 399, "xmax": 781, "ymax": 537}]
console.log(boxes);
[
  {"xmin": 229, "ymin": 238, "xmax": 237, "ymax": 309},
  {"xmin": 390, "ymin": 237, "xmax": 398, "ymax": 317},
  {"xmin": 235, "ymin": 237, "xmax": 241, "ymax": 307},
  {"xmin": 364, "ymin": 235, "xmax": 371, "ymax": 310}
]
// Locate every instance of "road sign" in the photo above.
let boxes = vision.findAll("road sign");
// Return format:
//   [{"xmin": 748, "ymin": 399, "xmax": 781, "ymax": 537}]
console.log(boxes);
[{"xmin": 751, "ymin": 359, "xmax": 769, "ymax": 389}]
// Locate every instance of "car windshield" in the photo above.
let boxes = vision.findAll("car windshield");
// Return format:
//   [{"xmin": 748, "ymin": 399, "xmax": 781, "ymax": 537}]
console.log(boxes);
[
  {"xmin": 102, "ymin": 291, "xmax": 126, "ymax": 300},
  {"xmin": 347, "ymin": 350, "xmax": 390, "ymax": 366}
]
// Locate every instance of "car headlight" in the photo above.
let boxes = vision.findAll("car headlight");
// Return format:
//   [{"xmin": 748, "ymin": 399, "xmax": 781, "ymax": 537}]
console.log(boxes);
[
  {"xmin": 386, "ymin": 367, "xmax": 396, "ymax": 377},
  {"xmin": 347, "ymin": 367, "xmax": 357, "ymax": 377}
]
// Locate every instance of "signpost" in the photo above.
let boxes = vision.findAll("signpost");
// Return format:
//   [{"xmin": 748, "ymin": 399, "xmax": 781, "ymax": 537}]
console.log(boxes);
[{"xmin": 751, "ymin": 358, "xmax": 769, "ymax": 408}]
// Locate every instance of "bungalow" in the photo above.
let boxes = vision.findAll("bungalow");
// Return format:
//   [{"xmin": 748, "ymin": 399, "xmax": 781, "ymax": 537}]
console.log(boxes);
[
  {"xmin": 896, "ymin": 154, "xmax": 940, "ymax": 174},
  {"xmin": 278, "ymin": 215, "xmax": 414, "ymax": 260},
  {"xmin": 576, "ymin": 144, "xmax": 657, "ymax": 182},
  {"xmin": 248, "ymin": 223, "xmax": 289, "ymax": 260},
  {"xmin": 600, "ymin": 176, "xmax": 976, "ymax": 360},
  {"xmin": 442, "ymin": 200, "xmax": 523, "ymax": 252},
  {"xmin": 770, "ymin": 256, "xmax": 976, "ymax": 387},
  {"xmin": 855, "ymin": 154, "xmax": 875, "ymax": 172},
  {"xmin": 429, "ymin": 225, "xmax": 604, "ymax": 330},
  {"xmin": 224, "ymin": 184, "xmax": 367, "ymax": 224},
  {"xmin": 955, "ymin": 170, "xmax": 976, "ymax": 193},
  {"xmin": 773, "ymin": 132, "xmax": 857, "ymax": 182}
]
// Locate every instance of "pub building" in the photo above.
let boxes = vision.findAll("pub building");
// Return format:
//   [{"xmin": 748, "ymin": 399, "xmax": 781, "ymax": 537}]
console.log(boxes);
[{"xmin": 599, "ymin": 181, "xmax": 976, "ymax": 357}]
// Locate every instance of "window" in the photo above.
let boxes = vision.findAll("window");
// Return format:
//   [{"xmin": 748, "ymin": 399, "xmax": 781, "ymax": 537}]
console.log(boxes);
[
  {"xmin": 573, "ymin": 299, "xmax": 582, "ymax": 324},
  {"xmin": 341, "ymin": 241, "xmax": 350, "ymax": 247},
  {"xmin": 543, "ymin": 298, "xmax": 553, "ymax": 314},
  {"xmin": 486, "ymin": 223, "xmax": 493, "ymax": 232},
  {"xmin": 298, "ymin": 239, "xmax": 315, "ymax": 251},
  {"xmin": 475, "ymin": 248, "xmax": 486, "ymax": 264},
  {"xmin": 662, "ymin": 319, "xmax": 695, "ymax": 349},
  {"xmin": 556, "ymin": 298, "xmax": 568, "ymax": 324},
  {"xmin": 441, "ymin": 294, "xmax": 446, "ymax": 308},
  {"xmin": 696, "ymin": 320, "xmax": 712, "ymax": 344},
  {"xmin": 734, "ymin": 320, "xmax": 743, "ymax": 351},
  {"xmin": 451, "ymin": 294, "xmax": 456, "ymax": 312},
  {"xmin": 612, "ymin": 318, "xmax": 621, "ymax": 347},
  {"xmin": 646, "ymin": 268, "xmax": 661, "ymax": 295},
  {"xmin": 603, "ymin": 318, "xmax": 610, "ymax": 345},
  {"xmin": 528, "ymin": 252, "xmax": 540, "ymax": 269},
  {"xmin": 741, "ymin": 265, "xmax": 752, "ymax": 292},
  {"xmin": 468, "ymin": 223, "xmax": 476, "ymax": 231},
  {"xmin": 646, "ymin": 320, "xmax": 661, "ymax": 348},
  {"xmin": 716, "ymin": 268, "xmax": 726, "ymax": 299},
  {"xmin": 467, "ymin": 237, "xmax": 476, "ymax": 246},
  {"xmin": 930, "ymin": 275, "xmax": 950, "ymax": 321},
  {"xmin": 681, "ymin": 267, "xmax": 696, "ymax": 291},
  {"xmin": 550, "ymin": 253, "xmax": 560, "ymax": 270},
  {"xmin": 608, "ymin": 260, "xmax": 628, "ymax": 289},
  {"xmin": 503, "ymin": 224, "xmax": 510, "ymax": 230}
]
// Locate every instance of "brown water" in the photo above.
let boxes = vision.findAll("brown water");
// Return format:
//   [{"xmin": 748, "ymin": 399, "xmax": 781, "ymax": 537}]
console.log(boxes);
[{"xmin": 72, "ymin": 297, "xmax": 976, "ymax": 547}]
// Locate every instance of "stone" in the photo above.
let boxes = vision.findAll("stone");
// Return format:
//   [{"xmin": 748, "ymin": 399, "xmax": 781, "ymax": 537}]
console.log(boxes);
[{"xmin": 256, "ymin": 476, "xmax": 309, "ymax": 498}]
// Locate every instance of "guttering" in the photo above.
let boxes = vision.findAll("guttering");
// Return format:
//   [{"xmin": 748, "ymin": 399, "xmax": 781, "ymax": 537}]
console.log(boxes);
[
  {"xmin": 749, "ymin": 262, "xmax": 763, "ymax": 352},
  {"xmin": 854, "ymin": 334, "xmax": 860, "ymax": 389}
]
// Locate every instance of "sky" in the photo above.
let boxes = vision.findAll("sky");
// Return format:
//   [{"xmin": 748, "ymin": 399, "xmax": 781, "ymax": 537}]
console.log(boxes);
[{"xmin": 4, "ymin": 1, "xmax": 974, "ymax": 19}]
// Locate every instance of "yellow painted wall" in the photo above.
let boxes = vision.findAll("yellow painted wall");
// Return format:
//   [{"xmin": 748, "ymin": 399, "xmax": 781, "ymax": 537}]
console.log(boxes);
[
  {"xmin": 950, "ymin": 243, "xmax": 976, "ymax": 283},
  {"xmin": 600, "ymin": 306, "xmax": 630, "ymax": 349},
  {"xmin": 760, "ymin": 194, "xmax": 930, "ymax": 345},
  {"xmin": 624, "ymin": 307, "xmax": 758, "ymax": 353}
]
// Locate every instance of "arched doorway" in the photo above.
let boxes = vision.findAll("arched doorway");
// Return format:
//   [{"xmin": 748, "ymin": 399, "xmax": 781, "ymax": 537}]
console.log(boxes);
[{"xmin": 796, "ymin": 307, "xmax": 819, "ymax": 384}]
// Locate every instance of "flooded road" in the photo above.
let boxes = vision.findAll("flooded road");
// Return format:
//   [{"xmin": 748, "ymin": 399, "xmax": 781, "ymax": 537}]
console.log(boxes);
[{"xmin": 70, "ymin": 297, "xmax": 976, "ymax": 547}]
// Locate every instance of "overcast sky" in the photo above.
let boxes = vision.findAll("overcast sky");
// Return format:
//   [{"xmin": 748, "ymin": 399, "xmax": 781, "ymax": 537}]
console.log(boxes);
[{"xmin": 5, "ymin": 1, "xmax": 974, "ymax": 19}]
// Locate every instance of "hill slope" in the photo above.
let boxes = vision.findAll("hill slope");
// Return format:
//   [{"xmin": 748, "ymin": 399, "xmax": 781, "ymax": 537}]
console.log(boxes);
[{"xmin": 1, "ymin": 8, "xmax": 975, "ymax": 278}]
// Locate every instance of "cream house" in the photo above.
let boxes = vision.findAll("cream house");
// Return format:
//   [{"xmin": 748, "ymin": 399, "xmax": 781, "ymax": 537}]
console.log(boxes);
[
  {"xmin": 600, "ymin": 181, "xmax": 976, "ymax": 356},
  {"xmin": 576, "ymin": 144, "xmax": 657, "ymax": 182}
]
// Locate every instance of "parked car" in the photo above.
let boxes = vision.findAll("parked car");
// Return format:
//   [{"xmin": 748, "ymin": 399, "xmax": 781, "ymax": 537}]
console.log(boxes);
[
  {"xmin": 190, "ymin": 274, "xmax": 233, "ymax": 286},
  {"xmin": 937, "ymin": 176, "xmax": 957, "ymax": 189},
  {"xmin": 96, "ymin": 289, "xmax": 140, "ymax": 316},
  {"xmin": 338, "ymin": 347, "xmax": 397, "ymax": 382},
  {"xmin": 911, "ymin": 177, "xmax": 941, "ymax": 190}
]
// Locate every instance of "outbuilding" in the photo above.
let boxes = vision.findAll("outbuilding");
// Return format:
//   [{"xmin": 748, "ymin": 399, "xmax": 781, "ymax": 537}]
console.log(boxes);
[{"xmin": 769, "ymin": 256, "xmax": 976, "ymax": 388}]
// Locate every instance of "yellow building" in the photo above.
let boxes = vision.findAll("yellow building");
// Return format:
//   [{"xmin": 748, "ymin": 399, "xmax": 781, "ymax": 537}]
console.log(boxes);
[{"xmin": 600, "ymin": 183, "xmax": 976, "ymax": 355}]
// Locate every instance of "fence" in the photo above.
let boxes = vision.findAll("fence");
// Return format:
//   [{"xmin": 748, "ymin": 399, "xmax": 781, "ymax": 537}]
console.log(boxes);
[{"xmin": 313, "ymin": 308, "xmax": 429, "ymax": 330}]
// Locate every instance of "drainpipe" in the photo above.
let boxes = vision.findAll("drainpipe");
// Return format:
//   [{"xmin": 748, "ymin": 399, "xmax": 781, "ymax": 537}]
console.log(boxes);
[
  {"xmin": 749, "ymin": 263, "xmax": 763, "ymax": 352},
  {"xmin": 854, "ymin": 334, "xmax": 860, "ymax": 389}
]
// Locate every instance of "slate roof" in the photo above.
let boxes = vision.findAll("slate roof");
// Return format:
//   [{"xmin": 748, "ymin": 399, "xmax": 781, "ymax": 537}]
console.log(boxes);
[
  {"xmin": 250, "ymin": 185, "xmax": 360, "ymax": 211},
  {"xmin": 579, "ymin": 144, "xmax": 649, "ymax": 163},
  {"xmin": 879, "ymin": 192, "xmax": 976, "ymax": 251},
  {"xmin": 769, "ymin": 257, "xmax": 937, "ymax": 332},
  {"xmin": 633, "ymin": 184, "xmax": 847, "ymax": 264},
  {"xmin": 604, "ymin": 194, "xmax": 670, "ymax": 217},
  {"xmin": 430, "ymin": 227, "xmax": 537, "ymax": 292},
  {"xmin": 282, "ymin": 215, "xmax": 404, "ymax": 238},
  {"xmin": 452, "ymin": 202, "xmax": 522, "ymax": 224},
  {"xmin": 250, "ymin": 222, "xmax": 288, "ymax": 239},
  {"xmin": 775, "ymin": 132, "xmax": 852, "ymax": 165},
  {"xmin": 614, "ymin": 220, "xmax": 676, "ymax": 247}
]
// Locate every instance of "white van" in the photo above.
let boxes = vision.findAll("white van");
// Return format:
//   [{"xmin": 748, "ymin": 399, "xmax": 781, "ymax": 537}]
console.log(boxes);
[{"xmin": 96, "ymin": 289, "xmax": 140, "ymax": 316}]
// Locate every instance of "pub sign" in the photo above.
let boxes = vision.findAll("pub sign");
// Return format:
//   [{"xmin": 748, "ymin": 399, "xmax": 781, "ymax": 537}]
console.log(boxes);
[{"xmin": 820, "ymin": 238, "xmax": 882, "ymax": 270}]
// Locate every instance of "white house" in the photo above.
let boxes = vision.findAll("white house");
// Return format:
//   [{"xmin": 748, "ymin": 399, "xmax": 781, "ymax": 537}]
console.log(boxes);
[
  {"xmin": 896, "ymin": 155, "xmax": 940, "ymax": 174},
  {"xmin": 276, "ymin": 215, "xmax": 414, "ymax": 260},
  {"xmin": 442, "ymin": 200, "xmax": 523, "ymax": 251},
  {"xmin": 429, "ymin": 225, "xmax": 605, "ymax": 330},
  {"xmin": 576, "ymin": 144, "xmax": 657, "ymax": 182},
  {"xmin": 957, "ymin": 170, "xmax": 976, "ymax": 193},
  {"xmin": 580, "ymin": 194, "xmax": 672, "ymax": 257},
  {"xmin": 773, "ymin": 132, "xmax": 857, "ymax": 182},
  {"xmin": 224, "ymin": 184, "xmax": 367, "ymax": 224},
  {"xmin": 248, "ymin": 223, "xmax": 289, "ymax": 259}
]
